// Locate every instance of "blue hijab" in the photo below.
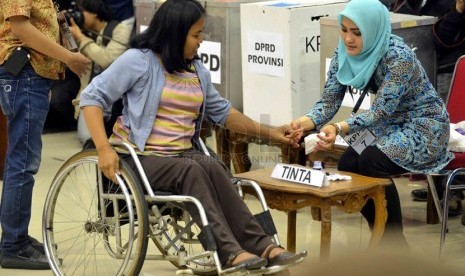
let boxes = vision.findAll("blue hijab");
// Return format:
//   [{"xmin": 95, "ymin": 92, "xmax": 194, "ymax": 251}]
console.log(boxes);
[{"xmin": 336, "ymin": 0, "xmax": 391, "ymax": 90}]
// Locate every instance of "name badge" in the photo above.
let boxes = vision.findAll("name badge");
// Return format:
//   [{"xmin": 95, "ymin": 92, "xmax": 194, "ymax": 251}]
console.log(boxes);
[{"xmin": 343, "ymin": 129, "xmax": 376, "ymax": 155}]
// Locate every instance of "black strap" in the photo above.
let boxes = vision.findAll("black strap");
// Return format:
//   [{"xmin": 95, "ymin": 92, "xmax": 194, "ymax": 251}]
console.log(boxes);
[
  {"xmin": 102, "ymin": 20, "xmax": 119, "ymax": 47},
  {"xmin": 350, "ymin": 87, "xmax": 369, "ymax": 116},
  {"xmin": 348, "ymin": 77, "xmax": 377, "ymax": 116}
]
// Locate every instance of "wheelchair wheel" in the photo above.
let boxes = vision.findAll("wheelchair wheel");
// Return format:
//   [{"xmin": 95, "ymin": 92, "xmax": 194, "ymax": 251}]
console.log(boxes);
[
  {"xmin": 43, "ymin": 150, "xmax": 149, "ymax": 276},
  {"xmin": 150, "ymin": 202, "xmax": 217, "ymax": 275}
]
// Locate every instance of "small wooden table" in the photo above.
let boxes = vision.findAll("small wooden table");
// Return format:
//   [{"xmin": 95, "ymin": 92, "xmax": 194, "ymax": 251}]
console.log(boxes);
[{"xmin": 235, "ymin": 167, "xmax": 391, "ymax": 260}]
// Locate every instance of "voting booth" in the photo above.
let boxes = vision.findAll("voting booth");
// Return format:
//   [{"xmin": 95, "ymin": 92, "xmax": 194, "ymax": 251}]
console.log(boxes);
[
  {"xmin": 241, "ymin": 0, "xmax": 349, "ymax": 126},
  {"xmin": 134, "ymin": 0, "xmax": 267, "ymax": 110},
  {"xmin": 319, "ymin": 13, "xmax": 437, "ymax": 122}
]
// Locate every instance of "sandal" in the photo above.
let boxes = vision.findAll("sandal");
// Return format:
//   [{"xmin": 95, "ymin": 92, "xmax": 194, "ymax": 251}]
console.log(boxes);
[
  {"xmin": 262, "ymin": 244, "xmax": 301, "ymax": 267},
  {"xmin": 224, "ymin": 250, "xmax": 267, "ymax": 270}
]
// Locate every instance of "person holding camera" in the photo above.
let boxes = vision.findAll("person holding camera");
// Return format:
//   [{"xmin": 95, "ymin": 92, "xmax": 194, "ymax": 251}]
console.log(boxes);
[
  {"xmin": 68, "ymin": 0, "xmax": 132, "ymax": 145},
  {"xmin": 0, "ymin": 0, "xmax": 90, "ymax": 270}
]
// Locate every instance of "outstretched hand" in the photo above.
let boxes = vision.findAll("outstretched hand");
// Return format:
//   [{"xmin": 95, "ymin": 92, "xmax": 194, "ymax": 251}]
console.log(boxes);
[
  {"xmin": 276, "ymin": 124, "xmax": 301, "ymax": 148},
  {"xmin": 290, "ymin": 120, "xmax": 304, "ymax": 142}
]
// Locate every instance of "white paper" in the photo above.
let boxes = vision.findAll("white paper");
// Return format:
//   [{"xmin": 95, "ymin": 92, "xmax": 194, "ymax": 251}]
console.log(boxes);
[{"xmin": 304, "ymin": 132, "xmax": 324, "ymax": 154}]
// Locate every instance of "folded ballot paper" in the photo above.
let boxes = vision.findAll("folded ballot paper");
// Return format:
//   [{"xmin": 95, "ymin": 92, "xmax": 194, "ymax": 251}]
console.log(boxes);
[
  {"xmin": 304, "ymin": 132, "xmax": 324, "ymax": 154},
  {"xmin": 305, "ymin": 132, "xmax": 349, "ymax": 154}
]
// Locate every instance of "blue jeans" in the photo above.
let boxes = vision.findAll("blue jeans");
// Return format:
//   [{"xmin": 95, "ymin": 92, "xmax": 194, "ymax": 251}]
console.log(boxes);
[{"xmin": 0, "ymin": 64, "xmax": 51, "ymax": 255}]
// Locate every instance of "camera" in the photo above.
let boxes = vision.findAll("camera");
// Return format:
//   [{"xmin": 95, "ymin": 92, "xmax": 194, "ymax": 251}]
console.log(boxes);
[{"xmin": 65, "ymin": 2, "xmax": 84, "ymax": 28}]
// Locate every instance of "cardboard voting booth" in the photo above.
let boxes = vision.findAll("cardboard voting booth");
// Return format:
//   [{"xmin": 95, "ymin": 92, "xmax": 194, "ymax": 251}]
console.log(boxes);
[
  {"xmin": 241, "ymin": 0, "xmax": 348, "ymax": 126},
  {"xmin": 134, "ymin": 0, "xmax": 267, "ymax": 110}
]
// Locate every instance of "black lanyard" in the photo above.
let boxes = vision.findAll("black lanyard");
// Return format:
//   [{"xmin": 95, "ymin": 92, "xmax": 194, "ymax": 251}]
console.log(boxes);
[{"xmin": 348, "ymin": 86, "xmax": 369, "ymax": 116}]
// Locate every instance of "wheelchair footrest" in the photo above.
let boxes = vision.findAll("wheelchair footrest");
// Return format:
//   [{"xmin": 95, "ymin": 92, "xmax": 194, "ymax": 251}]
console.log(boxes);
[
  {"xmin": 220, "ymin": 250, "xmax": 308, "ymax": 275},
  {"xmin": 262, "ymin": 250, "xmax": 307, "ymax": 274}
]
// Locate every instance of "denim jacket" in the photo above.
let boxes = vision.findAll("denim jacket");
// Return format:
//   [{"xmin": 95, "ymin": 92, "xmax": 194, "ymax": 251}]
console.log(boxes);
[{"xmin": 80, "ymin": 48, "xmax": 231, "ymax": 152}]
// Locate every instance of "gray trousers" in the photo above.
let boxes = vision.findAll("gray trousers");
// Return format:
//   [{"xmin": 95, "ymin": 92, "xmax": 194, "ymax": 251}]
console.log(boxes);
[{"xmin": 122, "ymin": 149, "xmax": 272, "ymax": 264}]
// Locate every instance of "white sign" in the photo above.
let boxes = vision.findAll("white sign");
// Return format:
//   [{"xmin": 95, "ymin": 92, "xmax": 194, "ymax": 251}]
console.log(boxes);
[
  {"xmin": 198, "ymin": 41, "xmax": 221, "ymax": 84},
  {"xmin": 246, "ymin": 31, "xmax": 284, "ymax": 77},
  {"xmin": 271, "ymin": 163, "xmax": 325, "ymax": 187},
  {"xmin": 325, "ymin": 58, "xmax": 371, "ymax": 110}
]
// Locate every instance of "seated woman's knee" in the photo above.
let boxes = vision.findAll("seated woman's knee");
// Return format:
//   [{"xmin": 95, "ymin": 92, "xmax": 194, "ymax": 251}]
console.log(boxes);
[{"xmin": 358, "ymin": 147, "xmax": 391, "ymax": 177}]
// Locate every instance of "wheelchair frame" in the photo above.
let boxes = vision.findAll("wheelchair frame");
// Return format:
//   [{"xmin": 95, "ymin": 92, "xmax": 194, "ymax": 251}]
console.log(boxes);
[{"xmin": 42, "ymin": 140, "xmax": 305, "ymax": 275}]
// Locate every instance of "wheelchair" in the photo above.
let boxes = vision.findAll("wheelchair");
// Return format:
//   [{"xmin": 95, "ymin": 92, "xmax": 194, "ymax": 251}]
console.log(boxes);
[{"xmin": 42, "ymin": 139, "xmax": 307, "ymax": 275}]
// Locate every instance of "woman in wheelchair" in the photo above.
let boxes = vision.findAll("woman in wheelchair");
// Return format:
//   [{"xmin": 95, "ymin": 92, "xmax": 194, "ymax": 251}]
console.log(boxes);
[{"xmin": 79, "ymin": 0, "xmax": 300, "ymax": 270}]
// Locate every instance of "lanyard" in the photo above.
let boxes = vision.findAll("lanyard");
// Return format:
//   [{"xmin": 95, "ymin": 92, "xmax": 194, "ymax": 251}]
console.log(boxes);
[{"xmin": 348, "ymin": 86, "xmax": 369, "ymax": 116}]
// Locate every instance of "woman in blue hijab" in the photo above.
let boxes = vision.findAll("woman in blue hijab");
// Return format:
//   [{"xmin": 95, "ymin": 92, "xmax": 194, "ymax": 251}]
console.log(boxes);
[{"xmin": 292, "ymin": 0, "xmax": 453, "ymax": 246}]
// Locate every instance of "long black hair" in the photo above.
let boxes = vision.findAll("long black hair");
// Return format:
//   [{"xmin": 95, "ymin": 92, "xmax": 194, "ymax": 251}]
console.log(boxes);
[{"xmin": 130, "ymin": 0, "xmax": 205, "ymax": 73}]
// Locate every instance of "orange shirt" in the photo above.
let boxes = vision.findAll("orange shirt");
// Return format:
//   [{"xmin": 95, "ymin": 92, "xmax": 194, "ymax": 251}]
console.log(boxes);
[{"xmin": 0, "ymin": 0, "xmax": 65, "ymax": 79}]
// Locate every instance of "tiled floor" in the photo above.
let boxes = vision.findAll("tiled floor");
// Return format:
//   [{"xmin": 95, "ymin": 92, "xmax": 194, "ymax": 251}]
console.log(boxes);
[{"xmin": 1, "ymin": 131, "xmax": 464, "ymax": 275}]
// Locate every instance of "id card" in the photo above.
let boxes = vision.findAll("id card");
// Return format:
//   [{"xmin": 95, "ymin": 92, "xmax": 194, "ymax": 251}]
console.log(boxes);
[{"xmin": 343, "ymin": 129, "xmax": 376, "ymax": 154}]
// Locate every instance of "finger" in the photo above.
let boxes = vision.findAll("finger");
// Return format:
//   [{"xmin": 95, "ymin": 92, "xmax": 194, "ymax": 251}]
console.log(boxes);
[
  {"xmin": 115, "ymin": 163, "xmax": 121, "ymax": 175},
  {"xmin": 291, "ymin": 122, "xmax": 301, "ymax": 130}
]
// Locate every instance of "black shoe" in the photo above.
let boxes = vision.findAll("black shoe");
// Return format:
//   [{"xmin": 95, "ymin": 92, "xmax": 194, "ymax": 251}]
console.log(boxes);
[
  {"xmin": 28, "ymin": 236, "xmax": 45, "ymax": 254},
  {"xmin": 0, "ymin": 244, "xmax": 50, "ymax": 270},
  {"xmin": 411, "ymin": 188, "xmax": 427, "ymax": 201}
]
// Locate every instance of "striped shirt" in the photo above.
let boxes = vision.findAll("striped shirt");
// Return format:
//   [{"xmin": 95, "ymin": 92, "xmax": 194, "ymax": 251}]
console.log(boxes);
[{"xmin": 110, "ymin": 67, "xmax": 203, "ymax": 156}]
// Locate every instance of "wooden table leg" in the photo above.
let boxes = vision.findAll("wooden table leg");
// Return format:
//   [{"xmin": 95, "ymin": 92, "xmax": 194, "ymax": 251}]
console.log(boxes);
[
  {"xmin": 369, "ymin": 186, "xmax": 388, "ymax": 247},
  {"xmin": 287, "ymin": 210, "xmax": 296, "ymax": 253},
  {"xmin": 426, "ymin": 183, "xmax": 439, "ymax": 224},
  {"xmin": 320, "ymin": 202, "xmax": 331, "ymax": 260}
]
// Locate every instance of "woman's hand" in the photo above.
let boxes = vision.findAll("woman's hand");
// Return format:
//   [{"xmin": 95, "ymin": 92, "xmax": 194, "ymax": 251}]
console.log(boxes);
[
  {"xmin": 96, "ymin": 144, "xmax": 121, "ymax": 183},
  {"xmin": 290, "ymin": 120, "xmax": 304, "ymax": 143},
  {"xmin": 276, "ymin": 124, "xmax": 301, "ymax": 148},
  {"xmin": 315, "ymin": 124, "xmax": 338, "ymax": 151},
  {"xmin": 290, "ymin": 116, "xmax": 315, "ymax": 142}
]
